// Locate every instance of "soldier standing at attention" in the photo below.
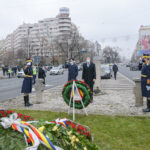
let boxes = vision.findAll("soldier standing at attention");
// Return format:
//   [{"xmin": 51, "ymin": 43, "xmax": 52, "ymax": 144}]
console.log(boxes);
[
  {"xmin": 141, "ymin": 54, "xmax": 150, "ymax": 112},
  {"xmin": 21, "ymin": 58, "xmax": 33, "ymax": 107}
]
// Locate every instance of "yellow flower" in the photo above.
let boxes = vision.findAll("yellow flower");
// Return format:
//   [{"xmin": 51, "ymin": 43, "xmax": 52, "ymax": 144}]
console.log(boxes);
[
  {"xmin": 71, "ymin": 141, "xmax": 75, "ymax": 147},
  {"xmin": 84, "ymin": 147, "xmax": 87, "ymax": 150},
  {"xmin": 75, "ymin": 138, "xmax": 79, "ymax": 142},
  {"xmin": 72, "ymin": 135, "xmax": 76, "ymax": 141},
  {"xmin": 38, "ymin": 126, "xmax": 45, "ymax": 132},
  {"xmin": 67, "ymin": 131, "xmax": 72, "ymax": 136},
  {"xmin": 52, "ymin": 126, "xmax": 58, "ymax": 131}
]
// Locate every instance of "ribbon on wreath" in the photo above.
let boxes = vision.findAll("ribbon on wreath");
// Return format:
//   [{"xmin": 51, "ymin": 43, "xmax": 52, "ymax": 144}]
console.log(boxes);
[{"xmin": 0, "ymin": 113, "xmax": 62, "ymax": 150}]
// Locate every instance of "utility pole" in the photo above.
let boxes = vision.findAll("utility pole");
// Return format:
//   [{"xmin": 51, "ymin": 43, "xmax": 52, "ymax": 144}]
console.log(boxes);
[{"xmin": 93, "ymin": 41, "xmax": 102, "ymax": 95}]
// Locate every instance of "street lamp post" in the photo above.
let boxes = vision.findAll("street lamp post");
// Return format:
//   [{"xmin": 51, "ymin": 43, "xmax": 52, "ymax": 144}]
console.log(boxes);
[{"xmin": 27, "ymin": 27, "xmax": 32, "ymax": 58}]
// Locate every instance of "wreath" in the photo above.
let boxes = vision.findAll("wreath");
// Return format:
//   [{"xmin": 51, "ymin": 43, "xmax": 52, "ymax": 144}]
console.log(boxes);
[{"xmin": 62, "ymin": 80, "xmax": 92, "ymax": 109}]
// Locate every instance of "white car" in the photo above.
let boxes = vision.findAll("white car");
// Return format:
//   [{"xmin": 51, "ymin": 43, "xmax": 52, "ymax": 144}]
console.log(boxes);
[
  {"xmin": 50, "ymin": 67, "xmax": 64, "ymax": 75},
  {"xmin": 17, "ymin": 70, "xmax": 25, "ymax": 78}
]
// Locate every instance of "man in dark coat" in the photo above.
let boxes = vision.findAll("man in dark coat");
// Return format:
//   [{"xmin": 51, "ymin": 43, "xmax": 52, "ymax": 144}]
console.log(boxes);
[
  {"xmin": 82, "ymin": 57, "xmax": 96, "ymax": 92},
  {"xmin": 141, "ymin": 54, "xmax": 150, "ymax": 112},
  {"xmin": 68, "ymin": 58, "xmax": 78, "ymax": 81},
  {"xmin": 21, "ymin": 58, "xmax": 33, "ymax": 107},
  {"xmin": 112, "ymin": 63, "xmax": 118, "ymax": 80},
  {"xmin": 38, "ymin": 65, "xmax": 46, "ymax": 84}
]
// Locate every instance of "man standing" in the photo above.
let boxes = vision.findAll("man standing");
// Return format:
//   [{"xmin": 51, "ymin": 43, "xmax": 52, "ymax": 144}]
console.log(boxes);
[
  {"xmin": 8, "ymin": 68, "xmax": 11, "ymax": 78},
  {"xmin": 38, "ymin": 64, "xmax": 46, "ymax": 84},
  {"xmin": 112, "ymin": 63, "xmax": 118, "ymax": 80},
  {"xmin": 33, "ymin": 66, "xmax": 37, "ymax": 84},
  {"xmin": 141, "ymin": 54, "xmax": 150, "ymax": 112},
  {"xmin": 82, "ymin": 57, "xmax": 96, "ymax": 93},
  {"xmin": 68, "ymin": 58, "xmax": 78, "ymax": 81},
  {"xmin": 21, "ymin": 58, "xmax": 33, "ymax": 107}
]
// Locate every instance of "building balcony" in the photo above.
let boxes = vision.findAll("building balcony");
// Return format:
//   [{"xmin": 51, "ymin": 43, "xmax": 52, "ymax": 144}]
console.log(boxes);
[
  {"xmin": 59, "ymin": 19, "xmax": 71, "ymax": 23},
  {"xmin": 58, "ymin": 23, "xmax": 71, "ymax": 28},
  {"xmin": 59, "ymin": 27, "xmax": 71, "ymax": 31}
]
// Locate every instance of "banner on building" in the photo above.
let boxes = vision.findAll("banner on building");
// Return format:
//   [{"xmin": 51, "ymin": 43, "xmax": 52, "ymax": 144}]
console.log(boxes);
[{"xmin": 137, "ymin": 50, "xmax": 150, "ymax": 56}]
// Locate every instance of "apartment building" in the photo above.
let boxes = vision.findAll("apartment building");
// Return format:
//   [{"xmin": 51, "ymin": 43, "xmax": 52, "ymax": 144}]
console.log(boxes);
[{"xmin": 0, "ymin": 7, "xmax": 77, "ymax": 58}]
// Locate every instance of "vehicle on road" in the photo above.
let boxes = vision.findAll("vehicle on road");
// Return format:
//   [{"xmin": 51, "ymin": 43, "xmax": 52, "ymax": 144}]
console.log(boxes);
[
  {"xmin": 101, "ymin": 64, "xmax": 112, "ymax": 79},
  {"xmin": 130, "ymin": 63, "xmax": 139, "ymax": 71},
  {"xmin": 17, "ymin": 70, "xmax": 25, "ymax": 78},
  {"xmin": 50, "ymin": 67, "xmax": 64, "ymax": 75},
  {"xmin": 126, "ymin": 63, "xmax": 130, "ymax": 67}
]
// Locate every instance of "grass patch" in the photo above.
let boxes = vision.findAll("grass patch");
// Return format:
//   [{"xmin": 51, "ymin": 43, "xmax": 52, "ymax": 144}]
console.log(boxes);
[{"xmin": 12, "ymin": 110, "xmax": 150, "ymax": 150}]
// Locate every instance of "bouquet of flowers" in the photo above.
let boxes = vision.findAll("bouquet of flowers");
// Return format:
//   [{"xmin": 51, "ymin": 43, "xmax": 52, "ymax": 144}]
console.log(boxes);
[{"xmin": 0, "ymin": 109, "xmax": 99, "ymax": 150}]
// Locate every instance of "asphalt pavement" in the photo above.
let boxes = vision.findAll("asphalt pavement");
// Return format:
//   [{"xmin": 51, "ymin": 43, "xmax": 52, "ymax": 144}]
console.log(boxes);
[
  {"xmin": 118, "ymin": 65, "xmax": 141, "ymax": 81},
  {"xmin": 0, "ymin": 70, "xmax": 82, "ymax": 101},
  {"xmin": 0, "ymin": 65, "xmax": 141, "ymax": 101}
]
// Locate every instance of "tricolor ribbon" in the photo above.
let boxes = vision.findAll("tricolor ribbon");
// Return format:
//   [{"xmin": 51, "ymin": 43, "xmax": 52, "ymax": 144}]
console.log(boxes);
[{"xmin": 0, "ymin": 113, "xmax": 63, "ymax": 150}]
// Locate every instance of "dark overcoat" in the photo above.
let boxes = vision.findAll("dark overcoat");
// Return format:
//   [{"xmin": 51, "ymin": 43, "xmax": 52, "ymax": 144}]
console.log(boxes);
[
  {"xmin": 141, "ymin": 63, "xmax": 150, "ymax": 97},
  {"xmin": 82, "ymin": 62, "xmax": 96, "ymax": 90},
  {"xmin": 21, "ymin": 66, "xmax": 33, "ymax": 94},
  {"xmin": 68, "ymin": 64, "xmax": 78, "ymax": 81}
]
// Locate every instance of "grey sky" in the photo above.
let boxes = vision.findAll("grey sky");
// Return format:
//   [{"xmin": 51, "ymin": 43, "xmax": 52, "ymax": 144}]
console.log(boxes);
[{"xmin": 0, "ymin": 0, "xmax": 150, "ymax": 58}]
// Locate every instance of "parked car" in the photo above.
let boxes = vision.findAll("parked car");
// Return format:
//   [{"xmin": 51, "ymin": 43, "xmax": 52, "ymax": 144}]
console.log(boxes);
[
  {"xmin": 130, "ymin": 63, "xmax": 139, "ymax": 71},
  {"xmin": 17, "ymin": 70, "xmax": 25, "ymax": 78},
  {"xmin": 101, "ymin": 64, "xmax": 112, "ymax": 79},
  {"xmin": 50, "ymin": 67, "xmax": 64, "ymax": 75},
  {"xmin": 126, "ymin": 63, "xmax": 130, "ymax": 67}
]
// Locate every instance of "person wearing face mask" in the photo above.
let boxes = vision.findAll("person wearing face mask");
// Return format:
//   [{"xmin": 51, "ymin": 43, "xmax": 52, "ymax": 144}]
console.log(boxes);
[
  {"xmin": 68, "ymin": 58, "xmax": 78, "ymax": 81},
  {"xmin": 82, "ymin": 57, "xmax": 96, "ymax": 101},
  {"xmin": 21, "ymin": 58, "xmax": 33, "ymax": 107},
  {"xmin": 141, "ymin": 54, "xmax": 150, "ymax": 112}
]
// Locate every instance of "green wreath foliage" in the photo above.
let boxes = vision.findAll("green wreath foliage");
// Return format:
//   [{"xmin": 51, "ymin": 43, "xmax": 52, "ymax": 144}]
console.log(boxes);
[{"xmin": 62, "ymin": 80, "xmax": 92, "ymax": 109}]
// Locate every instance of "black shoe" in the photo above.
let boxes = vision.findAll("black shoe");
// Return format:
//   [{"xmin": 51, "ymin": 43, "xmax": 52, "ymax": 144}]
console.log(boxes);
[
  {"xmin": 26, "ymin": 95, "xmax": 33, "ymax": 107},
  {"xmin": 143, "ymin": 108, "xmax": 150, "ymax": 112},
  {"xmin": 143, "ymin": 99, "xmax": 150, "ymax": 112}
]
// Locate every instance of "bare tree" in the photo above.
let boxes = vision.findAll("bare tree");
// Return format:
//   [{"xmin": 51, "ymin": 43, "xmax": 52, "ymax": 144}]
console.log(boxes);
[{"xmin": 103, "ymin": 46, "xmax": 121, "ymax": 63}]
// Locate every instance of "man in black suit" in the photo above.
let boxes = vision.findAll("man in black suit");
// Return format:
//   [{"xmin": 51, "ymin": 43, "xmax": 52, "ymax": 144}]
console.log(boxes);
[{"xmin": 82, "ymin": 57, "xmax": 96, "ymax": 93}]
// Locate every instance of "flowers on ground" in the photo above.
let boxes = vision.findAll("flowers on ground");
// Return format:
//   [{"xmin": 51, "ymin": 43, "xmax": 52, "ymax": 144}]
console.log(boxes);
[{"xmin": 0, "ymin": 110, "xmax": 99, "ymax": 150}]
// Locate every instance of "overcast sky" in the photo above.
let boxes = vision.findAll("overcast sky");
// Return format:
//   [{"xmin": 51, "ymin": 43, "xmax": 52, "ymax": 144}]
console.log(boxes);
[{"xmin": 0, "ymin": 0, "xmax": 150, "ymax": 58}]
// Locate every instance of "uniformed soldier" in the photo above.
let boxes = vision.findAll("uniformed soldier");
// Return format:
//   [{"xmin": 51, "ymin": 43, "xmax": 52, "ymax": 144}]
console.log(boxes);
[
  {"xmin": 141, "ymin": 54, "xmax": 150, "ymax": 112},
  {"xmin": 21, "ymin": 58, "xmax": 33, "ymax": 107}
]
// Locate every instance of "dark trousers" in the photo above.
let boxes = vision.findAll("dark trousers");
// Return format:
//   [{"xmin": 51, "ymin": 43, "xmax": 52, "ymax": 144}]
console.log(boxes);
[
  {"xmin": 114, "ymin": 72, "xmax": 117, "ymax": 80},
  {"xmin": 8, "ymin": 73, "xmax": 10, "ymax": 78},
  {"xmin": 85, "ymin": 81, "xmax": 94, "ymax": 92},
  {"xmin": 33, "ymin": 75, "xmax": 36, "ymax": 84}
]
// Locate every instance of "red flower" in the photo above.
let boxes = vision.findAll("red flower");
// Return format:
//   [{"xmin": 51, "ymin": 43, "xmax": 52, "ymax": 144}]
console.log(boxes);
[
  {"xmin": 1, "ymin": 111, "xmax": 4, "ymax": 114},
  {"xmin": 27, "ymin": 138, "xmax": 31, "ymax": 143},
  {"xmin": 72, "ymin": 123, "xmax": 76, "ymax": 129},
  {"xmin": 3, "ymin": 114, "xmax": 6, "ymax": 117}
]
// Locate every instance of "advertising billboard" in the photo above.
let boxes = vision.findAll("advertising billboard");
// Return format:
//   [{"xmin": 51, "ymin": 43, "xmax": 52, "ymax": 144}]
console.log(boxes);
[{"xmin": 140, "ymin": 29, "xmax": 150, "ymax": 50}]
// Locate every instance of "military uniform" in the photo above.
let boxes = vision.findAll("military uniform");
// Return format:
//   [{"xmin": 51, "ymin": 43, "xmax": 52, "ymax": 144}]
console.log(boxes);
[
  {"xmin": 141, "ymin": 64, "xmax": 150, "ymax": 97},
  {"xmin": 21, "ymin": 58, "xmax": 33, "ymax": 107},
  {"xmin": 141, "ymin": 54, "xmax": 150, "ymax": 112}
]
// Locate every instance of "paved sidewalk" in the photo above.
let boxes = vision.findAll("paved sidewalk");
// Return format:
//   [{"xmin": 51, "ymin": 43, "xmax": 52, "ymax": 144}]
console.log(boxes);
[{"xmin": 0, "ymin": 72, "xmax": 149, "ymax": 116}]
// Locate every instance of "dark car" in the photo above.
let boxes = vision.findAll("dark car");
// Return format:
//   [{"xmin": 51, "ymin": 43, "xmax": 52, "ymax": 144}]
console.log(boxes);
[
  {"xmin": 126, "ymin": 63, "xmax": 130, "ymax": 67},
  {"xmin": 101, "ymin": 64, "xmax": 112, "ymax": 79}
]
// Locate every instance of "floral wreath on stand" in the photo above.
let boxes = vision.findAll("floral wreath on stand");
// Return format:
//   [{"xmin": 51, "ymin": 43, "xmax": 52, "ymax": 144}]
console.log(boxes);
[{"xmin": 62, "ymin": 80, "xmax": 92, "ymax": 109}]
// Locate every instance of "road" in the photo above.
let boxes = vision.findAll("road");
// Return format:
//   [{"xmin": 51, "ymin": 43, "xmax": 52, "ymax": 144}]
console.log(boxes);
[
  {"xmin": 118, "ymin": 65, "xmax": 141, "ymax": 81},
  {"xmin": 0, "ymin": 66, "xmax": 141, "ymax": 101},
  {"xmin": 0, "ymin": 70, "xmax": 82, "ymax": 101}
]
